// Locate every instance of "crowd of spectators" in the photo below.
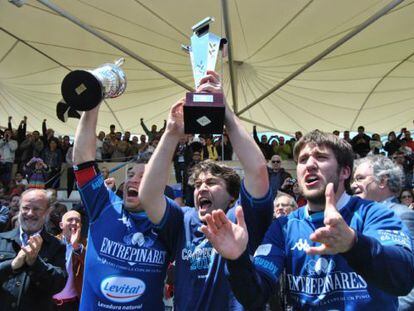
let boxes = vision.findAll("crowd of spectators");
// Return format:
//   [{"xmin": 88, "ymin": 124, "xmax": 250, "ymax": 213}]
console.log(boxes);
[{"xmin": 0, "ymin": 114, "xmax": 413, "ymax": 310}]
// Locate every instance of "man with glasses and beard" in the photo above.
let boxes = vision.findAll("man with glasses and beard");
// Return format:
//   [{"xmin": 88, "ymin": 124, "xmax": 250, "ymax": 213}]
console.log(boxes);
[
  {"xmin": 267, "ymin": 155, "xmax": 292, "ymax": 200},
  {"xmin": 0, "ymin": 189, "xmax": 67, "ymax": 311},
  {"xmin": 201, "ymin": 130, "xmax": 414, "ymax": 310}
]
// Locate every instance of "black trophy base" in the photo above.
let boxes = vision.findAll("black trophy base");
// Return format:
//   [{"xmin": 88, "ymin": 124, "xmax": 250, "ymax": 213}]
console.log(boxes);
[
  {"xmin": 61, "ymin": 70, "xmax": 103, "ymax": 111},
  {"xmin": 184, "ymin": 92, "xmax": 225, "ymax": 134}
]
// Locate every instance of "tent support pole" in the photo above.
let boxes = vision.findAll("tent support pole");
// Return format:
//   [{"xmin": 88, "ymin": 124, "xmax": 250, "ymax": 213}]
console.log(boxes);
[
  {"xmin": 221, "ymin": 0, "xmax": 238, "ymax": 113},
  {"xmin": 36, "ymin": 0, "xmax": 194, "ymax": 92},
  {"xmin": 236, "ymin": 0, "xmax": 404, "ymax": 116}
]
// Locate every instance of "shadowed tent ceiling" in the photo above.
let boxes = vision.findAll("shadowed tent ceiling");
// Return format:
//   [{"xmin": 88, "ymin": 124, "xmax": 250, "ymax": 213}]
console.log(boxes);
[{"xmin": 1, "ymin": 0, "xmax": 414, "ymax": 136}]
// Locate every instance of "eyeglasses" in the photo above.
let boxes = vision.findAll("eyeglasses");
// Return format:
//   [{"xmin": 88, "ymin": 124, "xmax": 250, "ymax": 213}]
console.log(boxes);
[
  {"xmin": 272, "ymin": 160, "xmax": 281, "ymax": 163},
  {"xmin": 401, "ymin": 195, "xmax": 413, "ymax": 199}
]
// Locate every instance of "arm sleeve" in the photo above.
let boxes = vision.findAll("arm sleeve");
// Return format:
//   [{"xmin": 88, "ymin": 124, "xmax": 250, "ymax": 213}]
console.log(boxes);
[
  {"xmin": 74, "ymin": 161, "xmax": 112, "ymax": 222},
  {"xmin": 342, "ymin": 204, "xmax": 414, "ymax": 296},
  {"xmin": 237, "ymin": 180, "xmax": 273, "ymax": 252},
  {"xmin": 227, "ymin": 220, "xmax": 285, "ymax": 309},
  {"xmin": 154, "ymin": 197, "xmax": 185, "ymax": 257}
]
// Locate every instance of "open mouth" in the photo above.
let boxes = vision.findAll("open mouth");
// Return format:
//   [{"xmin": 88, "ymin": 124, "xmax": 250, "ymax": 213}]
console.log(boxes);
[
  {"xmin": 199, "ymin": 197, "xmax": 212, "ymax": 211},
  {"xmin": 305, "ymin": 175, "xmax": 319, "ymax": 186},
  {"xmin": 126, "ymin": 187, "xmax": 138, "ymax": 198}
]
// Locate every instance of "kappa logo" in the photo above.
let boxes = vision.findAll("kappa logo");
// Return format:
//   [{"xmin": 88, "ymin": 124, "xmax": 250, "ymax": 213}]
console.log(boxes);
[{"xmin": 291, "ymin": 238, "xmax": 310, "ymax": 251}]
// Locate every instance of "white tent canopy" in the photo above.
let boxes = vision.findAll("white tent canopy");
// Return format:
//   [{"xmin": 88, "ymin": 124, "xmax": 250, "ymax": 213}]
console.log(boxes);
[{"xmin": 1, "ymin": 0, "xmax": 414, "ymax": 136}]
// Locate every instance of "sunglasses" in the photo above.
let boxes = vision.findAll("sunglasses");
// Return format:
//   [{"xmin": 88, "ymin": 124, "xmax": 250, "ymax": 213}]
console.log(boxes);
[
  {"xmin": 272, "ymin": 160, "xmax": 281, "ymax": 163},
  {"xmin": 401, "ymin": 195, "xmax": 413, "ymax": 199}
]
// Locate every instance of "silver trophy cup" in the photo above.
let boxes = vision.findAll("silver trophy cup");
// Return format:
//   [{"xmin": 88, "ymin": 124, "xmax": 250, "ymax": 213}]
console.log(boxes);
[
  {"xmin": 182, "ymin": 17, "xmax": 227, "ymax": 134},
  {"xmin": 61, "ymin": 58, "xmax": 127, "ymax": 111}
]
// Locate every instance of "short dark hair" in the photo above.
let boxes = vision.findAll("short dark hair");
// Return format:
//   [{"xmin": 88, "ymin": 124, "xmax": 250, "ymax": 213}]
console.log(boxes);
[
  {"xmin": 293, "ymin": 130, "xmax": 354, "ymax": 192},
  {"xmin": 189, "ymin": 160, "xmax": 241, "ymax": 200}
]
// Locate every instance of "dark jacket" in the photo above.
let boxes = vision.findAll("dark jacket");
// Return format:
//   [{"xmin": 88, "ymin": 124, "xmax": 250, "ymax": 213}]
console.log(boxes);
[{"xmin": 0, "ymin": 227, "xmax": 67, "ymax": 311}]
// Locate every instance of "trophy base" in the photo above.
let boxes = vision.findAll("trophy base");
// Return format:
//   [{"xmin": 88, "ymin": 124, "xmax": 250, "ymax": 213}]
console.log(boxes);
[
  {"xmin": 184, "ymin": 92, "xmax": 225, "ymax": 134},
  {"xmin": 61, "ymin": 70, "xmax": 103, "ymax": 111}
]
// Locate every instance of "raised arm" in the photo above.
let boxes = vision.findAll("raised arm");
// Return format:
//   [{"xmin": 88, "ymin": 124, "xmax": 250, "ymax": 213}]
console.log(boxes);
[
  {"xmin": 139, "ymin": 100, "xmax": 185, "ymax": 224},
  {"xmin": 73, "ymin": 105, "xmax": 99, "ymax": 165},
  {"xmin": 140, "ymin": 118, "xmax": 150, "ymax": 136},
  {"xmin": 197, "ymin": 71, "xmax": 269, "ymax": 198}
]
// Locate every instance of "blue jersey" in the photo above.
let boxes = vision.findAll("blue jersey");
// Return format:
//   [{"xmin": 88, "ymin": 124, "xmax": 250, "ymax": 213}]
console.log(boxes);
[
  {"xmin": 78, "ymin": 174, "xmax": 169, "ymax": 310},
  {"xmin": 156, "ymin": 181, "xmax": 273, "ymax": 310},
  {"xmin": 245, "ymin": 195, "xmax": 414, "ymax": 310}
]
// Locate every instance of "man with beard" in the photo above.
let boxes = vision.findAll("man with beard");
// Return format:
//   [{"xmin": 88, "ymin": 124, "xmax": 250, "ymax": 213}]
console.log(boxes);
[
  {"xmin": 139, "ymin": 71, "xmax": 273, "ymax": 310},
  {"xmin": 201, "ymin": 130, "xmax": 414, "ymax": 310},
  {"xmin": 72, "ymin": 103, "xmax": 170, "ymax": 310},
  {"xmin": 0, "ymin": 189, "xmax": 67, "ymax": 310}
]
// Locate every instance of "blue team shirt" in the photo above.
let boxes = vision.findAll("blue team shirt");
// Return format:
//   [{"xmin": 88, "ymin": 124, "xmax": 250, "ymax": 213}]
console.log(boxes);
[
  {"xmin": 157, "ymin": 181, "xmax": 273, "ymax": 310},
  {"xmin": 253, "ymin": 194, "xmax": 413, "ymax": 310},
  {"xmin": 78, "ymin": 174, "xmax": 169, "ymax": 310}
]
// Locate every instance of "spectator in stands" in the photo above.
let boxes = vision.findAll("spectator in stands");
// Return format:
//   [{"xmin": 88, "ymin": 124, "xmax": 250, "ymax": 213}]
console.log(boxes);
[
  {"xmin": 384, "ymin": 131, "xmax": 400, "ymax": 157},
  {"xmin": 140, "ymin": 118, "xmax": 166, "ymax": 142},
  {"xmin": 0, "ymin": 188, "xmax": 67, "ymax": 311},
  {"xmin": 273, "ymin": 192, "xmax": 298, "ymax": 218},
  {"xmin": 272, "ymin": 136, "xmax": 292, "ymax": 160},
  {"xmin": 402, "ymin": 130, "xmax": 414, "ymax": 152},
  {"xmin": 393, "ymin": 151, "xmax": 414, "ymax": 189},
  {"xmin": 123, "ymin": 131, "xmax": 131, "ymax": 145},
  {"xmin": 108, "ymin": 124, "xmax": 116, "ymax": 139},
  {"xmin": 42, "ymin": 119, "xmax": 56, "ymax": 147},
  {"xmin": 128, "ymin": 136, "xmax": 140, "ymax": 159},
  {"xmin": 0, "ymin": 128, "xmax": 18, "ymax": 186},
  {"xmin": 46, "ymin": 189, "xmax": 67, "ymax": 235},
  {"xmin": 203, "ymin": 136, "xmax": 218, "ymax": 161},
  {"xmin": 2, "ymin": 194, "xmax": 20, "ymax": 232},
  {"xmin": 95, "ymin": 131, "xmax": 105, "ymax": 162},
  {"xmin": 53, "ymin": 210, "xmax": 85, "ymax": 310},
  {"xmin": 0, "ymin": 203, "xmax": 8, "ymax": 232},
  {"xmin": 351, "ymin": 125, "xmax": 371, "ymax": 157},
  {"xmin": 216, "ymin": 133, "xmax": 233, "ymax": 161},
  {"xmin": 60, "ymin": 135, "xmax": 71, "ymax": 163},
  {"xmin": 253, "ymin": 125, "xmax": 273, "ymax": 160},
  {"xmin": 112, "ymin": 132, "xmax": 130, "ymax": 162},
  {"xmin": 280, "ymin": 177, "xmax": 307, "ymax": 208},
  {"xmin": 173, "ymin": 137, "xmax": 188, "ymax": 184},
  {"xmin": 295, "ymin": 131, "xmax": 303, "ymax": 141},
  {"xmin": 368, "ymin": 133, "xmax": 382, "ymax": 155},
  {"xmin": 399, "ymin": 189, "xmax": 414, "ymax": 210},
  {"xmin": 42, "ymin": 138, "xmax": 63, "ymax": 189},
  {"xmin": 399, "ymin": 139, "xmax": 413, "ymax": 156},
  {"xmin": 267, "ymin": 154, "xmax": 291, "ymax": 200},
  {"xmin": 19, "ymin": 131, "xmax": 44, "ymax": 170},
  {"xmin": 14, "ymin": 171, "xmax": 28, "ymax": 189},
  {"xmin": 343, "ymin": 130, "xmax": 352, "ymax": 144},
  {"xmin": 25, "ymin": 157, "xmax": 49, "ymax": 189},
  {"xmin": 332, "ymin": 130, "xmax": 340, "ymax": 136},
  {"xmin": 352, "ymin": 155, "xmax": 414, "ymax": 310}
]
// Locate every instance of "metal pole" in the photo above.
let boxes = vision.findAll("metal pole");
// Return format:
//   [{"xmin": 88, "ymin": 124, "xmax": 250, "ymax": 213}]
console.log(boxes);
[
  {"xmin": 221, "ymin": 0, "xmax": 238, "ymax": 113},
  {"xmin": 36, "ymin": 0, "xmax": 194, "ymax": 92},
  {"xmin": 237, "ymin": 0, "xmax": 405, "ymax": 116}
]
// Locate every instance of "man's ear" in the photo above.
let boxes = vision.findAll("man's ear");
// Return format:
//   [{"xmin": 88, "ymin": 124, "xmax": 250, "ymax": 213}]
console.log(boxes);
[
  {"xmin": 59, "ymin": 221, "xmax": 64, "ymax": 230},
  {"xmin": 378, "ymin": 176, "xmax": 388, "ymax": 189},
  {"xmin": 340, "ymin": 166, "xmax": 351, "ymax": 182}
]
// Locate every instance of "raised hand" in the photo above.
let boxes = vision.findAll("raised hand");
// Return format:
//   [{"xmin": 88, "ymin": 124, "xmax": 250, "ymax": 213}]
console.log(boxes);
[
  {"xmin": 196, "ymin": 70, "xmax": 223, "ymax": 94},
  {"xmin": 104, "ymin": 177, "xmax": 116, "ymax": 190},
  {"xmin": 166, "ymin": 98, "xmax": 185, "ymax": 136},
  {"xmin": 200, "ymin": 206, "xmax": 248, "ymax": 260},
  {"xmin": 70, "ymin": 225, "xmax": 81, "ymax": 251},
  {"xmin": 22, "ymin": 234, "xmax": 43, "ymax": 266},
  {"xmin": 306, "ymin": 183, "xmax": 356, "ymax": 255}
]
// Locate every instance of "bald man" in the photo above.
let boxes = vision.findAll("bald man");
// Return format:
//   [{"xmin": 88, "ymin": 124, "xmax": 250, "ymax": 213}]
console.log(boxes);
[{"xmin": 52, "ymin": 210, "xmax": 86, "ymax": 310}]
